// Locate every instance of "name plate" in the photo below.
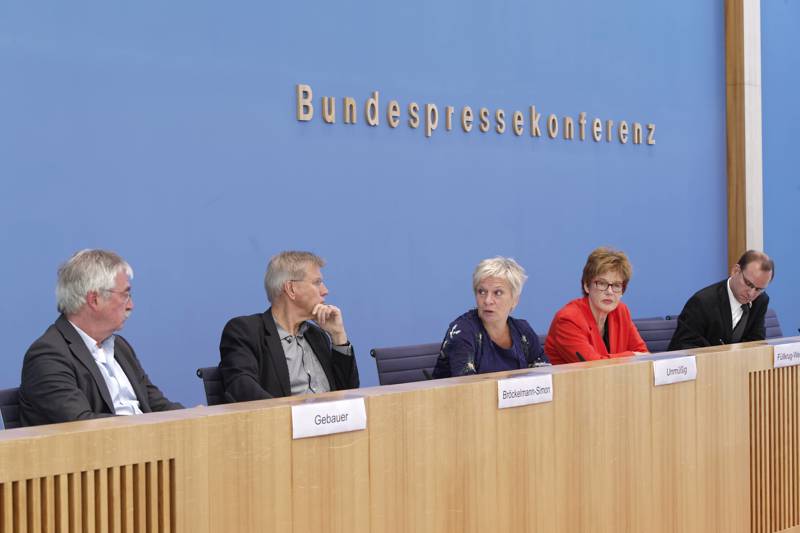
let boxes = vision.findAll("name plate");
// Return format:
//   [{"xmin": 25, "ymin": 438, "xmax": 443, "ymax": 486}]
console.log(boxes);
[
  {"xmin": 291, "ymin": 397, "xmax": 367, "ymax": 439},
  {"xmin": 497, "ymin": 374, "xmax": 553, "ymax": 409},
  {"xmin": 774, "ymin": 342, "xmax": 800, "ymax": 368},
  {"xmin": 652, "ymin": 356, "xmax": 697, "ymax": 386}
]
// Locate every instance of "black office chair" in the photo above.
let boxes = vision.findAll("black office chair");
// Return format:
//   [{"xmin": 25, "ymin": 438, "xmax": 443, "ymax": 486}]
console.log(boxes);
[
  {"xmin": 633, "ymin": 315, "xmax": 681, "ymax": 353},
  {"xmin": 370, "ymin": 343, "xmax": 441, "ymax": 385},
  {"xmin": 764, "ymin": 309, "xmax": 784, "ymax": 339},
  {"xmin": 196, "ymin": 367, "xmax": 227, "ymax": 406},
  {"xmin": 0, "ymin": 386, "xmax": 21, "ymax": 429}
]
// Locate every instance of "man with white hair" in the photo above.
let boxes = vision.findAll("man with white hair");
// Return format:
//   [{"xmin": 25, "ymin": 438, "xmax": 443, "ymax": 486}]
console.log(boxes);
[
  {"xmin": 19, "ymin": 249, "xmax": 183, "ymax": 426},
  {"xmin": 219, "ymin": 251, "xmax": 359, "ymax": 401}
]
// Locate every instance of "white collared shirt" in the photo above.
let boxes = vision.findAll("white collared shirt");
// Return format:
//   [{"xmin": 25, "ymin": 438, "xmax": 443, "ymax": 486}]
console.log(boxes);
[
  {"xmin": 726, "ymin": 278, "xmax": 751, "ymax": 330},
  {"xmin": 69, "ymin": 322, "xmax": 143, "ymax": 415}
]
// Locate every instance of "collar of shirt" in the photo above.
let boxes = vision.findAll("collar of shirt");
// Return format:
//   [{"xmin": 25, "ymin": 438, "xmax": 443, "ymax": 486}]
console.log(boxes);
[
  {"xmin": 275, "ymin": 321, "xmax": 310, "ymax": 343},
  {"xmin": 69, "ymin": 321, "xmax": 115, "ymax": 364}
]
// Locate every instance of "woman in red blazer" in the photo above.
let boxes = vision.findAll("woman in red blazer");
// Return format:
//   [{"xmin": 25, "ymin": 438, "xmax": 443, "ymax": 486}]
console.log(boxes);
[{"xmin": 545, "ymin": 247, "xmax": 648, "ymax": 364}]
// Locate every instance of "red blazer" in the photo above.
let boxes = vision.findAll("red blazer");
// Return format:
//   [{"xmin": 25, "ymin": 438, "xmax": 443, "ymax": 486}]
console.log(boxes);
[{"xmin": 545, "ymin": 296, "xmax": 647, "ymax": 365}]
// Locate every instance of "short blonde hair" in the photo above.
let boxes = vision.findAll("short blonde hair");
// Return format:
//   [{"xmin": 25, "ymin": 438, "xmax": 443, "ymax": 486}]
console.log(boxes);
[
  {"xmin": 581, "ymin": 247, "xmax": 632, "ymax": 295},
  {"xmin": 472, "ymin": 257, "xmax": 528, "ymax": 300},
  {"xmin": 264, "ymin": 251, "xmax": 325, "ymax": 303}
]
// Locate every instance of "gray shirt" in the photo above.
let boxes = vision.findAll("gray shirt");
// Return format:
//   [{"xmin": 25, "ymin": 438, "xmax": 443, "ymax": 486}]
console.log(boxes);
[{"xmin": 276, "ymin": 322, "xmax": 352, "ymax": 396}]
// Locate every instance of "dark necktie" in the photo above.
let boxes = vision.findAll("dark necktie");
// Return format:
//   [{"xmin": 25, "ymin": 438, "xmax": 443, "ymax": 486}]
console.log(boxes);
[{"xmin": 731, "ymin": 303, "xmax": 750, "ymax": 343}]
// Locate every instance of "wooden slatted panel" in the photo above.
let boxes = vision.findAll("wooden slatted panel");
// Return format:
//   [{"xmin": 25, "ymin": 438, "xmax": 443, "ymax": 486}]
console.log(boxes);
[
  {"xmin": 108, "ymin": 466, "xmax": 120, "ymax": 533},
  {"xmin": 14, "ymin": 481, "xmax": 26, "ymax": 533},
  {"xmin": 158, "ymin": 460, "xmax": 171, "ymax": 533},
  {"xmin": 157, "ymin": 460, "xmax": 166, "ymax": 533},
  {"xmin": 120, "ymin": 465, "xmax": 133, "ymax": 533},
  {"xmin": 82, "ymin": 470, "xmax": 95, "ymax": 533},
  {"xmin": 1, "ymin": 481, "xmax": 9, "ymax": 533},
  {"xmin": 54, "ymin": 475, "xmax": 67, "ymax": 533},
  {"xmin": 0, "ymin": 460, "xmax": 176, "ymax": 533},
  {"xmin": 95, "ymin": 469, "xmax": 106, "ymax": 532},
  {"xmin": 146, "ymin": 461, "xmax": 156, "ymax": 533},
  {"xmin": 168, "ymin": 459, "xmax": 173, "ymax": 533},
  {"xmin": 133, "ymin": 463, "xmax": 145, "ymax": 533},
  {"xmin": 750, "ymin": 366, "xmax": 800, "ymax": 533},
  {"xmin": 42, "ymin": 476, "xmax": 54, "ymax": 533}
]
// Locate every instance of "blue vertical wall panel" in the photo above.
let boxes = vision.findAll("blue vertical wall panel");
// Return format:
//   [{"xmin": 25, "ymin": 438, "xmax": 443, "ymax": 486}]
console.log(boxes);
[
  {"xmin": 0, "ymin": 1, "xmax": 726, "ymax": 405},
  {"xmin": 763, "ymin": 1, "xmax": 800, "ymax": 338}
]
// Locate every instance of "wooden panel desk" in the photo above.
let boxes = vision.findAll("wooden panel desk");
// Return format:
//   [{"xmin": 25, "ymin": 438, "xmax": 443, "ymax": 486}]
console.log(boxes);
[{"xmin": 1, "ymin": 341, "xmax": 798, "ymax": 533}]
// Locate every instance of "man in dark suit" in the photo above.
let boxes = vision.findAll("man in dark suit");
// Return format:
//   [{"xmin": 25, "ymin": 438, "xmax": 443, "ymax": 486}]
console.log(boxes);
[
  {"xmin": 668, "ymin": 250, "xmax": 775, "ymax": 351},
  {"xmin": 219, "ymin": 251, "xmax": 359, "ymax": 401},
  {"xmin": 19, "ymin": 250, "xmax": 183, "ymax": 427}
]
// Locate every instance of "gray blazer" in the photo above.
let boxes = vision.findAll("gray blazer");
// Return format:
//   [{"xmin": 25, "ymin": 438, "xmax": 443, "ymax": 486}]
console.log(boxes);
[{"xmin": 19, "ymin": 315, "xmax": 183, "ymax": 427}]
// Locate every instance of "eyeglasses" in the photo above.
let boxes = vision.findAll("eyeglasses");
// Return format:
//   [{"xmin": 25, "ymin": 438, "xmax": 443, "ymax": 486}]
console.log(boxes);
[
  {"xmin": 290, "ymin": 278, "xmax": 325, "ymax": 288},
  {"xmin": 592, "ymin": 279, "xmax": 624, "ymax": 294},
  {"xmin": 103, "ymin": 289, "xmax": 132, "ymax": 303},
  {"xmin": 740, "ymin": 270, "xmax": 766, "ymax": 293}
]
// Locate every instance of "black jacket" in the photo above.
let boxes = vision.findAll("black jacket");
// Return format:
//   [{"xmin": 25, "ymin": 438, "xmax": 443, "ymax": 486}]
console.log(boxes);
[
  {"xmin": 20, "ymin": 315, "xmax": 183, "ymax": 427},
  {"xmin": 218, "ymin": 308, "xmax": 359, "ymax": 401},
  {"xmin": 668, "ymin": 280, "xmax": 769, "ymax": 351}
]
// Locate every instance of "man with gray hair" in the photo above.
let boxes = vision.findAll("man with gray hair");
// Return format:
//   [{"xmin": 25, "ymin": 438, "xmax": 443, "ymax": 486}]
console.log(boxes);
[
  {"xmin": 219, "ymin": 251, "xmax": 359, "ymax": 401},
  {"xmin": 19, "ymin": 249, "xmax": 183, "ymax": 426}
]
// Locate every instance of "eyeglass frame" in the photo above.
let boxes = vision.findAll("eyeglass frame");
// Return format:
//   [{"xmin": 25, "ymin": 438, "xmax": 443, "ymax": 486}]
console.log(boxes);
[
  {"xmin": 739, "ymin": 268, "xmax": 767, "ymax": 293},
  {"xmin": 289, "ymin": 278, "xmax": 325, "ymax": 288},
  {"xmin": 592, "ymin": 279, "xmax": 625, "ymax": 294},
  {"xmin": 102, "ymin": 288, "xmax": 132, "ymax": 303}
]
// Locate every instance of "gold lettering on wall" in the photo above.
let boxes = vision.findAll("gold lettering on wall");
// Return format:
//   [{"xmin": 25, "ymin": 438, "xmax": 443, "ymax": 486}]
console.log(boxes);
[
  {"xmin": 343, "ymin": 97, "xmax": 356, "ymax": 124},
  {"xmin": 563, "ymin": 116, "xmax": 574, "ymax": 140},
  {"xmin": 408, "ymin": 102, "xmax": 420, "ymax": 128},
  {"xmin": 479, "ymin": 108, "xmax": 490, "ymax": 133},
  {"xmin": 425, "ymin": 103, "xmax": 438, "ymax": 137},
  {"xmin": 529, "ymin": 106, "xmax": 542, "ymax": 137},
  {"xmin": 592, "ymin": 118, "xmax": 602, "ymax": 142},
  {"xmin": 578, "ymin": 112, "xmax": 587, "ymax": 140},
  {"xmin": 512, "ymin": 111, "xmax": 523, "ymax": 136},
  {"xmin": 462, "ymin": 106, "xmax": 473, "ymax": 132},
  {"xmin": 365, "ymin": 91, "xmax": 380, "ymax": 126},
  {"xmin": 294, "ymin": 84, "xmax": 657, "ymax": 148},
  {"xmin": 296, "ymin": 84, "xmax": 313, "ymax": 121},
  {"xmin": 495, "ymin": 109, "xmax": 505, "ymax": 134},
  {"xmin": 547, "ymin": 114, "xmax": 558, "ymax": 138},
  {"xmin": 387, "ymin": 101, "xmax": 400, "ymax": 128},
  {"xmin": 322, "ymin": 96, "xmax": 336, "ymax": 123},
  {"xmin": 633, "ymin": 122, "xmax": 643, "ymax": 144},
  {"xmin": 618, "ymin": 120, "xmax": 628, "ymax": 144},
  {"xmin": 647, "ymin": 124, "xmax": 656, "ymax": 145}
]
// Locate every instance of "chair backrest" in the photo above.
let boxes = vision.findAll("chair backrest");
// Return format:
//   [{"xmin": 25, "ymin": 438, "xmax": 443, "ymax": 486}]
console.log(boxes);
[
  {"xmin": 0, "ymin": 387, "xmax": 21, "ymax": 429},
  {"xmin": 633, "ymin": 315, "xmax": 680, "ymax": 354},
  {"xmin": 196, "ymin": 367, "xmax": 227, "ymax": 406},
  {"xmin": 765, "ymin": 308, "xmax": 784, "ymax": 339},
  {"xmin": 538, "ymin": 333, "xmax": 547, "ymax": 349},
  {"xmin": 370, "ymin": 342, "xmax": 440, "ymax": 385}
]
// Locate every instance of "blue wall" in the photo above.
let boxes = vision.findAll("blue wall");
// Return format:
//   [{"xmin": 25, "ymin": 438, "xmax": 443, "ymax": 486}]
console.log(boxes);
[
  {"xmin": 763, "ymin": 2, "xmax": 800, "ymax": 338},
  {"xmin": 0, "ymin": 1, "xmax": 727, "ymax": 405}
]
